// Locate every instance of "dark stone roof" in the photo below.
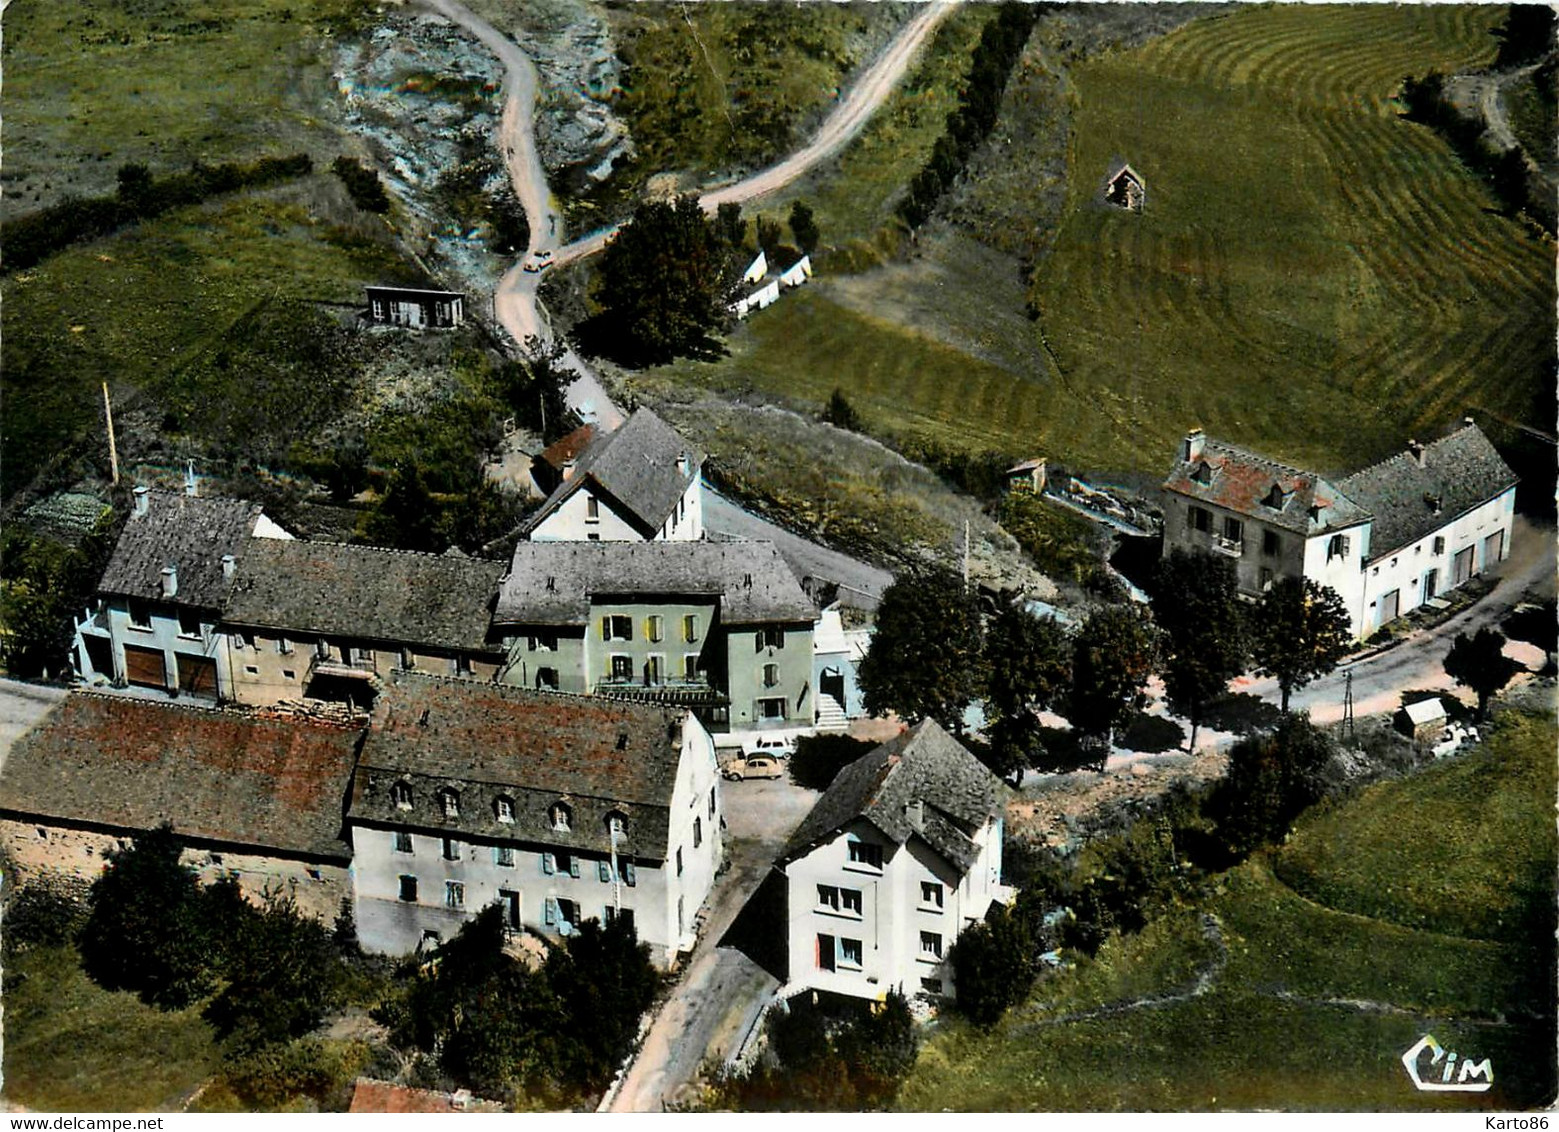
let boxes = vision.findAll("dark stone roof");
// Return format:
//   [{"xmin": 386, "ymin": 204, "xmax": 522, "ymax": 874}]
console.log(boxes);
[
  {"xmin": 494, "ymin": 541, "xmax": 816, "ymax": 626},
  {"xmin": 224, "ymin": 540, "xmax": 505, "ymax": 652},
  {"xmin": 780, "ymin": 720, "xmax": 1007, "ymax": 872},
  {"xmin": 350, "ymin": 673, "xmax": 691, "ymax": 859},
  {"xmin": 1162, "ymin": 437, "xmax": 1369, "ymax": 535},
  {"xmin": 97, "ymin": 492, "xmax": 263, "ymax": 610},
  {"xmin": 1337, "ymin": 424, "xmax": 1518, "ymax": 560},
  {"xmin": 0, "ymin": 693, "xmax": 362, "ymax": 861},
  {"xmin": 523, "ymin": 408, "xmax": 704, "ymax": 537}
]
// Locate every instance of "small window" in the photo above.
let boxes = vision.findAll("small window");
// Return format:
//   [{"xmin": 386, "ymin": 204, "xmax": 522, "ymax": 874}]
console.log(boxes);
[
  {"xmin": 586, "ymin": 495, "xmax": 600, "ymax": 521},
  {"xmin": 623, "ymin": 860, "xmax": 637, "ymax": 887},
  {"xmin": 439, "ymin": 789, "xmax": 460, "ymax": 818},
  {"xmin": 683, "ymin": 614, "xmax": 700, "ymax": 643},
  {"xmin": 535, "ymin": 666, "xmax": 559, "ymax": 690},
  {"xmin": 282, "ymin": 669, "xmax": 296, "ymax": 680},
  {"xmin": 393, "ymin": 831, "xmax": 413, "ymax": 854},
  {"xmin": 441, "ymin": 837, "xmax": 460, "ymax": 861},
  {"xmin": 400, "ymin": 647, "xmax": 415, "ymax": 671},
  {"xmin": 840, "ymin": 937, "xmax": 863, "ymax": 967},
  {"xmin": 278, "ymin": 636, "xmax": 293, "ymax": 655},
  {"xmin": 244, "ymin": 665, "xmax": 258, "ymax": 675},
  {"xmin": 496, "ymin": 796, "xmax": 515, "ymax": 824},
  {"xmin": 1262, "ymin": 484, "xmax": 1286, "ymax": 509},
  {"xmin": 445, "ymin": 881, "xmax": 465, "ymax": 909},
  {"xmin": 541, "ymin": 851, "xmax": 555, "ymax": 875},
  {"xmin": 1433, "ymin": 536, "xmax": 1446, "ymax": 555},
  {"xmin": 494, "ymin": 845, "xmax": 515, "ymax": 868},
  {"xmin": 684, "ymin": 654, "xmax": 701, "ymax": 680},
  {"xmin": 647, "ymin": 615, "xmax": 664, "ymax": 643},
  {"xmin": 128, "ymin": 600, "xmax": 153, "ymax": 630},
  {"xmin": 607, "ymin": 812, "xmax": 628, "ymax": 836},
  {"xmin": 920, "ymin": 977, "xmax": 944, "ymax": 995},
  {"xmin": 920, "ymin": 881, "xmax": 944, "ymax": 909},
  {"xmin": 762, "ymin": 663, "xmax": 780, "ymax": 689},
  {"xmin": 1190, "ymin": 461, "xmax": 1213, "ymax": 485},
  {"xmin": 551, "ymin": 803, "xmax": 572, "ymax": 832},
  {"xmin": 676, "ymin": 847, "xmax": 684, "ymax": 876},
  {"xmin": 603, "ymin": 615, "xmax": 632, "ymax": 641},
  {"xmin": 920, "ymin": 931, "xmax": 943, "ymax": 959},
  {"xmin": 758, "ymin": 696, "xmax": 787, "ymax": 720},
  {"xmin": 842, "ymin": 888, "xmax": 863, "ymax": 916},
  {"xmin": 599, "ymin": 859, "xmax": 612, "ymax": 883},
  {"xmin": 451, "ymin": 655, "xmax": 473, "ymax": 677},
  {"xmin": 1259, "ymin": 567, "xmax": 1274, "ymax": 592},
  {"xmin": 817, "ymin": 884, "xmax": 840, "ymax": 911},
  {"xmin": 177, "ymin": 609, "xmax": 202, "ymax": 638},
  {"xmin": 587, "ymin": 532, "xmax": 600, "ymax": 541},
  {"xmin": 563, "ymin": 852, "xmax": 579, "ymax": 878},
  {"xmin": 759, "ymin": 627, "xmax": 785, "ymax": 651},
  {"xmin": 1222, "ymin": 516, "xmax": 1243, "ymax": 544},
  {"xmin": 391, "ymin": 781, "xmax": 413, "ymax": 811},
  {"xmin": 235, "ymin": 631, "xmax": 254, "ymax": 651},
  {"xmin": 1328, "ymin": 534, "xmax": 1350, "ymax": 562},
  {"xmin": 529, "ymin": 631, "xmax": 558, "ymax": 653},
  {"xmin": 1262, "ymin": 530, "xmax": 1281, "ymax": 557},
  {"xmin": 1188, "ymin": 506, "xmax": 1211, "ymax": 533},
  {"xmin": 610, "ymin": 655, "xmax": 633, "ymax": 681},
  {"xmin": 398, "ymin": 875, "xmax": 418, "ymax": 903},
  {"xmin": 848, "ymin": 841, "xmax": 883, "ymax": 870},
  {"xmin": 708, "ymin": 788, "xmax": 716, "ymax": 819}
]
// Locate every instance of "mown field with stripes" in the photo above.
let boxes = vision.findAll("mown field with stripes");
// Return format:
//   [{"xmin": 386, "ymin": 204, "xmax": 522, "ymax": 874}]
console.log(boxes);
[{"xmin": 654, "ymin": 5, "xmax": 1554, "ymax": 481}]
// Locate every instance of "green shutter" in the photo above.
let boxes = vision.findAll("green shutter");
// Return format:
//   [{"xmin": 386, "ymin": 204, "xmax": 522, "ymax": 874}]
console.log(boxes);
[
  {"xmin": 569, "ymin": 855, "xmax": 581, "ymax": 878},
  {"xmin": 544, "ymin": 897, "xmax": 557, "ymax": 926},
  {"xmin": 599, "ymin": 860, "xmax": 611, "ymax": 883},
  {"xmin": 623, "ymin": 861, "xmax": 636, "ymax": 887},
  {"xmin": 542, "ymin": 851, "xmax": 555, "ymax": 875}
]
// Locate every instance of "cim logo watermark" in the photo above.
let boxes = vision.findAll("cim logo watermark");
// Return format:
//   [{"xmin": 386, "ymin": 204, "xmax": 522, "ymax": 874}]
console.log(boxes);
[{"xmin": 1402, "ymin": 1034, "xmax": 1493, "ymax": 1093}]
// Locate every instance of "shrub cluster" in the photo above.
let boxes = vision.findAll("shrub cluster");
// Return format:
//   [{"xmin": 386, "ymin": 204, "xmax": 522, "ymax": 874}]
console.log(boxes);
[
  {"xmin": 4, "ymin": 154, "xmax": 314, "ymax": 271},
  {"xmin": 897, "ymin": 3, "xmax": 1045, "ymax": 229},
  {"xmin": 331, "ymin": 156, "xmax": 391, "ymax": 214}
]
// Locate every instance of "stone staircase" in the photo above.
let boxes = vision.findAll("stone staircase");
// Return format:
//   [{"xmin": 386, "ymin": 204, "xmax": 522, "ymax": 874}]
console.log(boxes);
[{"xmin": 814, "ymin": 692, "xmax": 848, "ymax": 732}]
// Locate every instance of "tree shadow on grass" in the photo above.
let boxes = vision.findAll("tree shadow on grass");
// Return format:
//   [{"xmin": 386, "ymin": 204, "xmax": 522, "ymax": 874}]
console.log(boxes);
[
  {"xmin": 1200, "ymin": 693, "xmax": 1283, "ymax": 735},
  {"xmin": 570, "ymin": 314, "xmax": 728, "ymax": 369},
  {"xmin": 719, "ymin": 868, "xmax": 788, "ymax": 982},
  {"xmin": 1118, "ymin": 712, "xmax": 1185, "ymax": 753}
]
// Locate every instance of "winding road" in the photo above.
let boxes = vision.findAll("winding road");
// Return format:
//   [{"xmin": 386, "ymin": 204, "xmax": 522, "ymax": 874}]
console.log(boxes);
[{"xmin": 419, "ymin": 0, "xmax": 953, "ymax": 430}]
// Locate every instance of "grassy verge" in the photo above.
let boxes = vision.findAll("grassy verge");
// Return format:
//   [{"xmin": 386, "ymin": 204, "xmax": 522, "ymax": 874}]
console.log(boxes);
[
  {"xmin": 1504, "ymin": 59, "xmax": 1558, "ymax": 177},
  {"xmin": 899, "ymin": 709, "xmax": 1557, "ymax": 1111},
  {"xmin": 4, "ymin": 944, "xmax": 218, "ymax": 1111}
]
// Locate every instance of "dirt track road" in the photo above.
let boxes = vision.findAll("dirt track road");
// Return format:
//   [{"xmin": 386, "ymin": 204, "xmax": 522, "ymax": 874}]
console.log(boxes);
[{"xmin": 421, "ymin": 0, "xmax": 952, "ymax": 431}]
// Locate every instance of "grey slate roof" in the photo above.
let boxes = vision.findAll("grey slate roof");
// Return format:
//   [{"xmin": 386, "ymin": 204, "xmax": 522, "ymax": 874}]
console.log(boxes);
[
  {"xmin": 98, "ymin": 492, "xmax": 263, "ymax": 609},
  {"xmin": 350, "ymin": 673, "xmax": 689, "ymax": 859},
  {"xmin": 0, "ymin": 693, "xmax": 362, "ymax": 861},
  {"xmin": 495, "ymin": 540, "xmax": 816, "ymax": 626},
  {"xmin": 780, "ymin": 720, "xmax": 1007, "ymax": 873},
  {"xmin": 1162, "ymin": 438, "xmax": 1370, "ymax": 536},
  {"xmin": 523, "ymin": 408, "xmax": 704, "ymax": 537},
  {"xmin": 224, "ymin": 539, "xmax": 505, "ymax": 652},
  {"xmin": 1337, "ymin": 423, "xmax": 1518, "ymax": 560}
]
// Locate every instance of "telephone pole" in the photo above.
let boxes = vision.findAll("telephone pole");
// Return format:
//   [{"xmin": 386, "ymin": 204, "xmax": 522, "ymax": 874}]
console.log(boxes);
[
  {"xmin": 102, "ymin": 382, "xmax": 120, "ymax": 486},
  {"xmin": 1343, "ymin": 667, "xmax": 1356, "ymax": 744}
]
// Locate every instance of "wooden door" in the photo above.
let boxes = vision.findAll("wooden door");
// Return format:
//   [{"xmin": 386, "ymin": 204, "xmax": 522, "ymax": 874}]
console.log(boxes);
[
  {"xmin": 123, "ymin": 644, "xmax": 166, "ymax": 689},
  {"xmin": 1453, "ymin": 546, "xmax": 1475, "ymax": 585},
  {"xmin": 176, "ymin": 654, "xmax": 218, "ymax": 698}
]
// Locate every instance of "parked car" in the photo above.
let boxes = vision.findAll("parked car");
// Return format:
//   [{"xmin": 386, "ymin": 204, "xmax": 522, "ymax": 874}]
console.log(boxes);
[
  {"xmin": 741, "ymin": 734, "xmax": 795, "ymax": 760},
  {"xmin": 722, "ymin": 755, "xmax": 784, "ymax": 781}
]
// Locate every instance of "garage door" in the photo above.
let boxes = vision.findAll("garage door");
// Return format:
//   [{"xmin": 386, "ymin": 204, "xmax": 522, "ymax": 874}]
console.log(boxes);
[
  {"xmin": 123, "ymin": 645, "xmax": 166, "ymax": 689},
  {"xmin": 176, "ymin": 654, "xmax": 218, "ymax": 698}
]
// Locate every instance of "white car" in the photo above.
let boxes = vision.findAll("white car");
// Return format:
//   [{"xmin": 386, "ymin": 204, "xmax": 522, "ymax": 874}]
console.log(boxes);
[{"xmin": 741, "ymin": 734, "xmax": 795, "ymax": 760}]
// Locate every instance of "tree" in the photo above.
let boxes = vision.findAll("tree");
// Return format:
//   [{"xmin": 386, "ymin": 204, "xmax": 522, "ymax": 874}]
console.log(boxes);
[
  {"xmin": 591, "ymin": 194, "xmax": 733, "ymax": 366},
  {"xmin": 788, "ymin": 200, "xmax": 820, "ymax": 255},
  {"xmin": 947, "ymin": 897, "xmax": 1050, "ymax": 1027},
  {"xmin": 755, "ymin": 216, "xmax": 784, "ymax": 255},
  {"xmin": 789, "ymin": 732, "xmax": 875, "ymax": 791},
  {"xmin": 858, "ymin": 567, "xmax": 985, "ymax": 733},
  {"xmin": 542, "ymin": 915, "xmax": 661, "ymax": 1092},
  {"xmin": 821, "ymin": 388, "xmax": 862, "ymax": 432},
  {"xmin": 1250, "ymin": 577, "xmax": 1353, "ymax": 712},
  {"xmin": 79, "ymin": 824, "xmax": 214, "ymax": 1009},
  {"xmin": 1151, "ymin": 549, "xmax": 1246, "ymax": 752},
  {"xmin": 1067, "ymin": 604, "xmax": 1159, "ymax": 762},
  {"xmin": 983, "ymin": 604, "xmax": 1071, "ymax": 781},
  {"xmin": 1503, "ymin": 599, "xmax": 1557, "ymax": 673},
  {"xmin": 1444, "ymin": 627, "xmax": 1522, "ymax": 719},
  {"xmin": 1211, "ymin": 714, "xmax": 1334, "ymax": 855},
  {"xmin": 714, "ymin": 201, "xmax": 746, "ymax": 251}
]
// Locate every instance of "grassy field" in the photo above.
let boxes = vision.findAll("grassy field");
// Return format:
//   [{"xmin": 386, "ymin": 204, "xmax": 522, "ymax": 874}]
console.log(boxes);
[
  {"xmin": 897, "ymin": 707, "xmax": 1557, "ymax": 1111},
  {"xmin": 645, "ymin": 5, "xmax": 1554, "ymax": 482},
  {"xmin": 4, "ymin": 944, "xmax": 218, "ymax": 1111},
  {"xmin": 1, "ymin": 0, "xmax": 365, "ymax": 218}
]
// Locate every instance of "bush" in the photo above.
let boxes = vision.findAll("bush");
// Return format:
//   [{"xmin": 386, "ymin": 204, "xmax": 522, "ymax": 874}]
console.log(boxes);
[
  {"xmin": 222, "ymin": 1037, "xmax": 370, "ymax": 1110},
  {"xmin": 789, "ymin": 733, "xmax": 874, "ymax": 790},
  {"xmin": 331, "ymin": 156, "xmax": 391, "ymax": 214},
  {"xmin": 4, "ymin": 876, "xmax": 90, "ymax": 950}
]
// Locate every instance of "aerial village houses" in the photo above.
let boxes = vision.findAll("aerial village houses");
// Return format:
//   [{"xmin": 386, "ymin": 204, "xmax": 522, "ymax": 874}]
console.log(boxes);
[
  {"xmin": 348, "ymin": 674, "xmax": 722, "ymax": 963},
  {"xmin": 1161, "ymin": 421, "xmax": 1517, "ymax": 637},
  {"xmin": 364, "ymin": 285, "xmax": 465, "ymax": 329},
  {"xmin": 523, "ymin": 408, "xmax": 705, "ymax": 543},
  {"xmin": 493, "ymin": 540, "xmax": 817, "ymax": 739},
  {"xmin": 0, "ymin": 693, "xmax": 363, "ymax": 920},
  {"xmin": 73, "ymin": 485, "xmax": 293, "ymax": 701},
  {"xmin": 777, "ymin": 720, "xmax": 1012, "ymax": 1002}
]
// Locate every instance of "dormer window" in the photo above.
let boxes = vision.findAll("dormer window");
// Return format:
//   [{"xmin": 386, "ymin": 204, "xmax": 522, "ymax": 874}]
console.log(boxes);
[
  {"xmin": 1190, "ymin": 461, "xmax": 1214, "ymax": 485},
  {"xmin": 439, "ymin": 788, "xmax": 460, "ymax": 818},
  {"xmin": 1262, "ymin": 484, "xmax": 1288, "ymax": 510},
  {"xmin": 550, "ymin": 802, "xmax": 572, "ymax": 832},
  {"xmin": 606, "ymin": 812, "xmax": 627, "ymax": 837},
  {"xmin": 495, "ymin": 796, "xmax": 515, "ymax": 824},
  {"xmin": 391, "ymin": 781, "xmax": 413, "ymax": 811}
]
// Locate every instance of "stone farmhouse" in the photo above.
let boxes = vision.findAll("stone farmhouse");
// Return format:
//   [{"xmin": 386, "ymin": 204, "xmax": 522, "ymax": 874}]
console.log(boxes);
[
  {"xmin": 524, "ymin": 408, "xmax": 705, "ymax": 543},
  {"xmin": 347, "ymin": 674, "xmax": 722, "ymax": 963},
  {"xmin": 1161, "ymin": 421, "xmax": 1517, "ymax": 638},
  {"xmin": 493, "ymin": 540, "xmax": 817, "ymax": 740},
  {"xmin": 776, "ymin": 720, "xmax": 1012, "ymax": 1004},
  {"xmin": 0, "ymin": 693, "xmax": 363, "ymax": 921}
]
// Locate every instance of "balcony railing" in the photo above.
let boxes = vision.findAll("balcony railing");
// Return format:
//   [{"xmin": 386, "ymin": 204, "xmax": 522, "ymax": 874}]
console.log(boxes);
[{"xmin": 1212, "ymin": 535, "xmax": 1244, "ymax": 557}]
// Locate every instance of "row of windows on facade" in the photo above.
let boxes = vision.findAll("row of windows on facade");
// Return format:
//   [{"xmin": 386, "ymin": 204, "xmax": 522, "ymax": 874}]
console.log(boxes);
[
  {"xmin": 815, "ymin": 930, "xmax": 943, "ymax": 972},
  {"xmin": 395, "ymin": 878, "xmax": 633, "ymax": 935},
  {"xmin": 816, "ymin": 880, "xmax": 943, "ymax": 916},
  {"xmin": 393, "ymin": 840, "xmax": 640, "ymax": 883},
  {"xmin": 580, "ymin": 492, "xmax": 687, "ymax": 533},
  {"xmin": 389, "ymin": 784, "xmax": 716, "ymax": 831},
  {"xmin": 598, "ymin": 614, "xmax": 705, "ymax": 644}
]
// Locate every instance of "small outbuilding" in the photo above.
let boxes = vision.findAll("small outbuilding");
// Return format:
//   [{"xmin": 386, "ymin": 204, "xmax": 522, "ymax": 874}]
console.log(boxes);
[
  {"xmin": 365, "ymin": 286, "xmax": 465, "ymax": 329},
  {"xmin": 1005, "ymin": 457, "xmax": 1048, "ymax": 495},
  {"xmin": 1395, "ymin": 697, "xmax": 1448, "ymax": 744},
  {"xmin": 1105, "ymin": 163, "xmax": 1146, "ymax": 212}
]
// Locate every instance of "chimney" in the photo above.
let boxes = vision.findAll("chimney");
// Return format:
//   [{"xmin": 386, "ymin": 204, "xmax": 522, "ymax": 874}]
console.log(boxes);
[
  {"xmin": 1407, "ymin": 439, "xmax": 1426, "ymax": 468},
  {"xmin": 1463, "ymin": 415, "xmax": 1476, "ymax": 428},
  {"xmin": 676, "ymin": 452, "xmax": 690, "ymax": 477},
  {"xmin": 160, "ymin": 565, "xmax": 178, "ymax": 599},
  {"xmin": 133, "ymin": 485, "xmax": 150, "ymax": 517},
  {"xmin": 221, "ymin": 554, "xmax": 236, "ymax": 579},
  {"xmin": 905, "ymin": 799, "xmax": 925, "ymax": 832},
  {"xmin": 184, "ymin": 459, "xmax": 197, "ymax": 497},
  {"xmin": 1183, "ymin": 428, "xmax": 1206, "ymax": 463},
  {"xmin": 561, "ymin": 459, "xmax": 576, "ymax": 483}
]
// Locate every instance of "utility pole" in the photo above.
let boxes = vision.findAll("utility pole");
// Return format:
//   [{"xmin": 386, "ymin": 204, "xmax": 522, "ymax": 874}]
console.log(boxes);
[
  {"xmin": 102, "ymin": 382, "xmax": 120, "ymax": 486},
  {"xmin": 962, "ymin": 519, "xmax": 970, "ymax": 586},
  {"xmin": 1343, "ymin": 667, "xmax": 1356, "ymax": 744}
]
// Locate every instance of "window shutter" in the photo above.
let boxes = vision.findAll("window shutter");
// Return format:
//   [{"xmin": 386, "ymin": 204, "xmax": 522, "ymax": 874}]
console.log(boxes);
[
  {"xmin": 599, "ymin": 860, "xmax": 611, "ymax": 883},
  {"xmin": 569, "ymin": 855, "xmax": 581, "ymax": 878},
  {"xmin": 754, "ymin": 632, "xmax": 763, "ymax": 655},
  {"xmin": 542, "ymin": 851, "xmax": 555, "ymax": 875},
  {"xmin": 624, "ymin": 861, "xmax": 636, "ymax": 887},
  {"xmin": 544, "ymin": 897, "xmax": 557, "ymax": 926}
]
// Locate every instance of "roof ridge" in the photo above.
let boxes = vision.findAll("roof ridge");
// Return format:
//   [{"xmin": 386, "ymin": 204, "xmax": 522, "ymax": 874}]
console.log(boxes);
[
  {"xmin": 269, "ymin": 539, "xmax": 503, "ymax": 564},
  {"xmin": 389, "ymin": 671, "xmax": 678, "ymax": 717},
  {"xmin": 68, "ymin": 688, "xmax": 360, "ymax": 729},
  {"xmin": 1203, "ymin": 437, "xmax": 1317, "ymax": 480},
  {"xmin": 1336, "ymin": 445, "xmax": 1413, "ymax": 486}
]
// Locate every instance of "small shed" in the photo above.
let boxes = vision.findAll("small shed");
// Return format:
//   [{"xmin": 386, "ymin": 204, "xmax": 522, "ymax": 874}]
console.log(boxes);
[
  {"xmin": 730, "ymin": 279, "xmax": 780, "ymax": 319},
  {"xmin": 774, "ymin": 249, "xmax": 813, "ymax": 288},
  {"xmin": 1395, "ymin": 697, "xmax": 1447, "ymax": 744},
  {"xmin": 365, "ymin": 286, "xmax": 465, "ymax": 329},
  {"xmin": 1005, "ymin": 458, "xmax": 1048, "ymax": 494},
  {"xmin": 1105, "ymin": 163, "xmax": 1145, "ymax": 212},
  {"xmin": 741, "ymin": 249, "xmax": 768, "ymax": 285}
]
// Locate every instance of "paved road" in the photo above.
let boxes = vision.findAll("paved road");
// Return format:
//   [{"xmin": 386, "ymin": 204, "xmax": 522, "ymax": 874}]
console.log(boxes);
[
  {"xmin": 0, "ymin": 679, "xmax": 68, "ymax": 775},
  {"xmin": 1238, "ymin": 516, "xmax": 1556, "ymax": 722},
  {"xmin": 705, "ymin": 489, "xmax": 893, "ymax": 610},
  {"xmin": 608, "ymin": 775, "xmax": 819, "ymax": 1112}
]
